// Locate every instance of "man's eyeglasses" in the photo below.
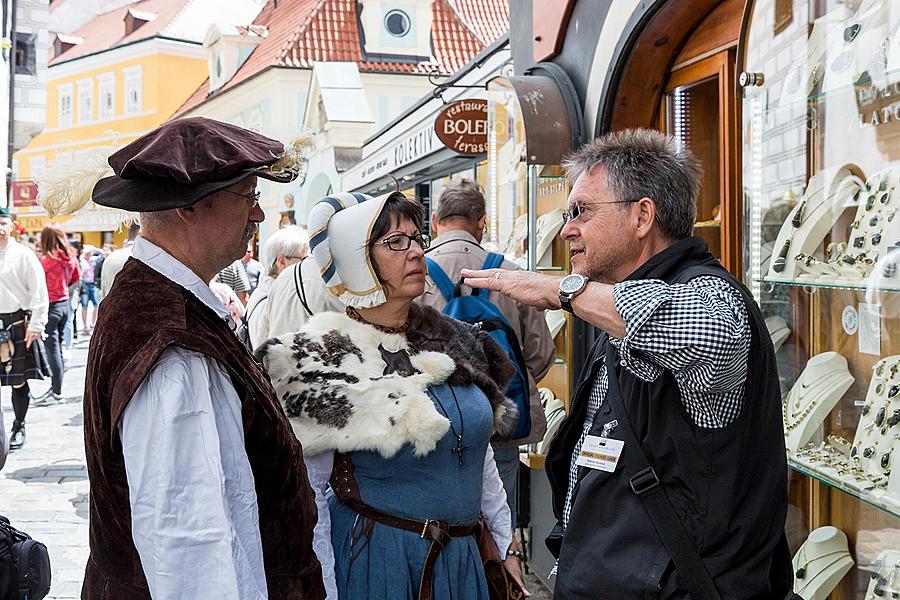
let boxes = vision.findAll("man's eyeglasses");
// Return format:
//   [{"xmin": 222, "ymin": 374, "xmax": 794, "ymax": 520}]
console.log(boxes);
[
  {"xmin": 562, "ymin": 199, "xmax": 641, "ymax": 224},
  {"xmin": 222, "ymin": 189, "xmax": 261, "ymax": 209},
  {"xmin": 380, "ymin": 233, "xmax": 431, "ymax": 252}
]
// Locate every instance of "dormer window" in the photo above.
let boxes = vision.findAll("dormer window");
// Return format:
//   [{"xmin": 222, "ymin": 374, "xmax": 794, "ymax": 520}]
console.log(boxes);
[
  {"xmin": 53, "ymin": 33, "xmax": 83, "ymax": 58},
  {"xmin": 384, "ymin": 10, "xmax": 411, "ymax": 37},
  {"xmin": 124, "ymin": 9, "xmax": 157, "ymax": 36}
]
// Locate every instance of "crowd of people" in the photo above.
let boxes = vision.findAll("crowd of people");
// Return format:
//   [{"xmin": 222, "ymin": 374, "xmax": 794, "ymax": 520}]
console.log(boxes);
[
  {"xmin": 0, "ymin": 116, "xmax": 795, "ymax": 600},
  {"xmin": 0, "ymin": 213, "xmax": 140, "ymax": 452}
]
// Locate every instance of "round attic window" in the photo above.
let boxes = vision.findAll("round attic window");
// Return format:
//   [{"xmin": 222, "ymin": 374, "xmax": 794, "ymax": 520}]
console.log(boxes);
[{"xmin": 385, "ymin": 9, "xmax": 411, "ymax": 37}]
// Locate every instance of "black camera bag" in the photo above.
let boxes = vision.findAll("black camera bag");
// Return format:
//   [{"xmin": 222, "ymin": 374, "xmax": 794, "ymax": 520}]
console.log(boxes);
[{"xmin": 0, "ymin": 515, "xmax": 50, "ymax": 600}]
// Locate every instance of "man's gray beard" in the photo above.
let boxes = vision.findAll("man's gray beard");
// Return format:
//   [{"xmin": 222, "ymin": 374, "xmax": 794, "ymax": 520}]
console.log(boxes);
[{"xmin": 243, "ymin": 222, "xmax": 258, "ymax": 239}]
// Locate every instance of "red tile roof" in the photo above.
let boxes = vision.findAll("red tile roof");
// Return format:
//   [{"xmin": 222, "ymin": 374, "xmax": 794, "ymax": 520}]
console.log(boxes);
[
  {"xmin": 50, "ymin": 0, "xmax": 193, "ymax": 65},
  {"xmin": 174, "ymin": 0, "xmax": 508, "ymax": 117}
]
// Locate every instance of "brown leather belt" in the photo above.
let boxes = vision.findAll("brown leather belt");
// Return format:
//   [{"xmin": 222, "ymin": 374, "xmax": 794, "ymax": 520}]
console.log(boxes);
[{"xmin": 332, "ymin": 452, "xmax": 477, "ymax": 600}]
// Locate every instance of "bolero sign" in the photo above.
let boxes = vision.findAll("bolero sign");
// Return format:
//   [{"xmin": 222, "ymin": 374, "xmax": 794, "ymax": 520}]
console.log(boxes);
[{"xmin": 435, "ymin": 99, "xmax": 488, "ymax": 155}]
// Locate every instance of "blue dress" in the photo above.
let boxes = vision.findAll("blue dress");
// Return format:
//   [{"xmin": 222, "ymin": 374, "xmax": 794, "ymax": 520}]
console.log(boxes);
[{"xmin": 329, "ymin": 382, "xmax": 493, "ymax": 600}]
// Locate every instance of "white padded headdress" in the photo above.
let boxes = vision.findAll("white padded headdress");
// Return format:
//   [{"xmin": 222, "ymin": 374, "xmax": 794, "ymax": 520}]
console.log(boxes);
[{"xmin": 307, "ymin": 191, "xmax": 399, "ymax": 308}]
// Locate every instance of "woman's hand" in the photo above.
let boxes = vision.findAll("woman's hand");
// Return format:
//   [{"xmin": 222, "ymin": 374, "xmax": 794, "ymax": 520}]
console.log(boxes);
[{"xmin": 503, "ymin": 552, "xmax": 530, "ymax": 597}]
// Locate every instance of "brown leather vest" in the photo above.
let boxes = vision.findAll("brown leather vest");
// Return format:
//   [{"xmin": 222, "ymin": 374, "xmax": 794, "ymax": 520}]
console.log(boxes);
[{"xmin": 81, "ymin": 257, "xmax": 324, "ymax": 600}]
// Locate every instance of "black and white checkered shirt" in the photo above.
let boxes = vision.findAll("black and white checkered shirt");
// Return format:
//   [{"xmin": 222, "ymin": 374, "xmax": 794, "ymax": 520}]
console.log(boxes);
[{"xmin": 562, "ymin": 275, "xmax": 751, "ymax": 530}]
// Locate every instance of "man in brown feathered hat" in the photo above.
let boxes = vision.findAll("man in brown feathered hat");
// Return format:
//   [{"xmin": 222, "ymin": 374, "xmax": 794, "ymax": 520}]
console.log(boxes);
[{"xmin": 40, "ymin": 117, "xmax": 324, "ymax": 599}]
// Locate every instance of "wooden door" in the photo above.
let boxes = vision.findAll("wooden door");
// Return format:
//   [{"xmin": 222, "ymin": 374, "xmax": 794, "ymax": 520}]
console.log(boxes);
[{"xmin": 660, "ymin": 49, "xmax": 741, "ymax": 275}]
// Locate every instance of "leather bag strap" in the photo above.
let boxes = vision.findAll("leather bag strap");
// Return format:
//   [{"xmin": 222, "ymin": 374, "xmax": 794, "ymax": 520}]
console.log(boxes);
[{"xmin": 603, "ymin": 342, "xmax": 722, "ymax": 600}]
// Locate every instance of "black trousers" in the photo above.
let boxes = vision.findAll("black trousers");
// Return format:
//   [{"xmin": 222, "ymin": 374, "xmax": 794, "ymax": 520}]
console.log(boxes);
[{"xmin": 44, "ymin": 300, "xmax": 68, "ymax": 395}]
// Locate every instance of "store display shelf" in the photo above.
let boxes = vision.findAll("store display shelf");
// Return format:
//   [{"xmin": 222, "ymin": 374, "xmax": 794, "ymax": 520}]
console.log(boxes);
[
  {"xmin": 757, "ymin": 277, "xmax": 900, "ymax": 294},
  {"xmin": 693, "ymin": 223, "xmax": 721, "ymax": 229},
  {"xmin": 788, "ymin": 458, "xmax": 900, "ymax": 519},
  {"xmin": 520, "ymin": 452, "xmax": 546, "ymax": 470}
]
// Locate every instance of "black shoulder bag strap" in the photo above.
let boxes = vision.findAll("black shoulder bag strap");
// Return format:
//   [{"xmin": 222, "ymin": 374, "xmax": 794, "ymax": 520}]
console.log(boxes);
[
  {"xmin": 603, "ymin": 341, "xmax": 722, "ymax": 600},
  {"xmin": 293, "ymin": 257, "xmax": 313, "ymax": 317}
]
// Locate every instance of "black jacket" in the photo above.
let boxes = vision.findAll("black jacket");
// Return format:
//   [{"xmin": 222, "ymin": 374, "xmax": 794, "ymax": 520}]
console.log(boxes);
[{"xmin": 545, "ymin": 238, "xmax": 793, "ymax": 599}]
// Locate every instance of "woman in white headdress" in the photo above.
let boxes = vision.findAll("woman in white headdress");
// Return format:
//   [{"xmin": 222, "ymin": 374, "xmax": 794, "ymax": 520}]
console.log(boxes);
[{"xmin": 257, "ymin": 191, "xmax": 523, "ymax": 600}]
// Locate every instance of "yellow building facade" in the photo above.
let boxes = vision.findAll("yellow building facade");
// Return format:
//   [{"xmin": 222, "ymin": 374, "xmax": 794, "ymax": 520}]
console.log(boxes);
[{"xmin": 13, "ymin": 37, "xmax": 208, "ymax": 246}]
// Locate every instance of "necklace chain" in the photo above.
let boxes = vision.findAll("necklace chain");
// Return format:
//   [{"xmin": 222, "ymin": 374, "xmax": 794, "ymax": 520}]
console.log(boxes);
[
  {"xmin": 428, "ymin": 387, "xmax": 469, "ymax": 466},
  {"xmin": 345, "ymin": 306, "xmax": 409, "ymax": 334}
]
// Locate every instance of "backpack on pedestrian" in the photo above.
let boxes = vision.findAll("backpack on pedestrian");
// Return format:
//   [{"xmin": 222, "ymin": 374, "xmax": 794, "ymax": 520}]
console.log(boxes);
[
  {"xmin": 425, "ymin": 253, "xmax": 532, "ymax": 440},
  {"xmin": 0, "ymin": 515, "xmax": 51, "ymax": 600}
]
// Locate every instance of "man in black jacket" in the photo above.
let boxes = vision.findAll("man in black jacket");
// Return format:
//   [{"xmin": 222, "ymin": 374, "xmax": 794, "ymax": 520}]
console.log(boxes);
[{"xmin": 464, "ymin": 128, "xmax": 793, "ymax": 599}]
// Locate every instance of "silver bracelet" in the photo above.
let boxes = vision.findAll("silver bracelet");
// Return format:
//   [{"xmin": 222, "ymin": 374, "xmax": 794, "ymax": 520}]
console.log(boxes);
[{"xmin": 506, "ymin": 549, "xmax": 525, "ymax": 559}]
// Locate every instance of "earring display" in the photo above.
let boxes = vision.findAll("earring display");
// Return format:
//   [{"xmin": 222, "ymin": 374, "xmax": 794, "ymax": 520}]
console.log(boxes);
[
  {"xmin": 791, "ymin": 526, "xmax": 854, "ymax": 600},
  {"xmin": 864, "ymin": 551, "xmax": 900, "ymax": 600},
  {"xmin": 784, "ymin": 352, "xmax": 855, "ymax": 453},
  {"xmin": 766, "ymin": 165, "xmax": 861, "ymax": 281}
]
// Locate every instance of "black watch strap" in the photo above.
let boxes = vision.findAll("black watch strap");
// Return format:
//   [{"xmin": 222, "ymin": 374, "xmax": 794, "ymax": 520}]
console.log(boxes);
[{"xmin": 559, "ymin": 293, "xmax": 574, "ymax": 313}]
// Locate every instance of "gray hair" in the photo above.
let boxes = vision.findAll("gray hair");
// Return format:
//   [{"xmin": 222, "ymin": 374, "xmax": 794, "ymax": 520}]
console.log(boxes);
[
  {"xmin": 563, "ymin": 129, "xmax": 700, "ymax": 241},
  {"xmin": 434, "ymin": 179, "xmax": 486, "ymax": 224},
  {"xmin": 263, "ymin": 225, "xmax": 309, "ymax": 276}
]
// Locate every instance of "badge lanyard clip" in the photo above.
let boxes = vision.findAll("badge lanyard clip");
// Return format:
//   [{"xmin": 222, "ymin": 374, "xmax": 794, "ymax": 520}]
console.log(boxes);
[{"xmin": 600, "ymin": 419, "xmax": 618, "ymax": 439}]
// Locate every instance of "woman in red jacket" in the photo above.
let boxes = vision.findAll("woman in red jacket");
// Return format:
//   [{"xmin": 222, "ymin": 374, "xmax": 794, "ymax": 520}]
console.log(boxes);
[{"xmin": 37, "ymin": 224, "xmax": 79, "ymax": 404}]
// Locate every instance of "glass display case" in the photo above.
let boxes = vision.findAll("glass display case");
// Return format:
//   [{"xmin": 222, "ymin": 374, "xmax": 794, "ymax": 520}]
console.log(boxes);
[
  {"xmin": 742, "ymin": 0, "xmax": 900, "ymax": 597},
  {"xmin": 487, "ymin": 78, "xmax": 572, "ymax": 468}
]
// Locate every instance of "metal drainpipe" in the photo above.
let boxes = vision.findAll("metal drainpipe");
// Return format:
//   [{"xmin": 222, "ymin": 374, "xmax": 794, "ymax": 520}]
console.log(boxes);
[{"xmin": 5, "ymin": 0, "xmax": 15, "ymax": 209}]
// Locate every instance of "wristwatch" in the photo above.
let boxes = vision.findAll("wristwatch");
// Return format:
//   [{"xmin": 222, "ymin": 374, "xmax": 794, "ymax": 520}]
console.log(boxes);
[{"xmin": 558, "ymin": 273, "xmax": 588, "ymax": 313}]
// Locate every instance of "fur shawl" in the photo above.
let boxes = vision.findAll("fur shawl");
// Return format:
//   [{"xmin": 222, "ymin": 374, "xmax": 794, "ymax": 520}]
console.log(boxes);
[{"xmin": 256, "ymin": 304, "xmax": 519, "ymax": 458}]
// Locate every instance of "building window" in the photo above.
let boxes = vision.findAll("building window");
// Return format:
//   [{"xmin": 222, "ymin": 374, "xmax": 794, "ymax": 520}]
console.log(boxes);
[
  {"xmin": 14, "ymin": 32, "xmax": 36, "ymax": 76},
  {"xmin": 124, "ymin": 66, "xmax": 142, "ymax": 114},
  {"xmin": 29, "ymin": 156, "xmax": 45, "ymax": 181},
  {"xmin": 384, "ymin": 9, "xmax": 411, "ymax": 37},
  {"xmin": 98, "ymin": 74, "xmax": 115, "ymax": 119},
  {"xmin": 77, "ymin": 79, "xmax": 92, "ymax": 123},
  {"xmin": 58, "ymin": 84, "xmax": 73, "ymax": 128}
]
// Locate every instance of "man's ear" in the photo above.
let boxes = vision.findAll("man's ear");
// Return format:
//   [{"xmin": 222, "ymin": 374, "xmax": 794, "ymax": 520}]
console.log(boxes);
[
  {"xmin": 634, "ymin": 197, "xmax": 656, "ymax": 239},
  {"xmin": 431, "ymin": 212, "xmax": 439, "ymax": 233},
  {"xmin": 174, "ymin": 204, "xmax": 200, "ymax": 226}
]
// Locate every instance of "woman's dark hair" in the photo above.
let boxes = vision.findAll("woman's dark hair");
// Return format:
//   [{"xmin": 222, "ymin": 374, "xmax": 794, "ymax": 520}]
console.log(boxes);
[
  {"xmin": 367, "ymin": 192, "xmax": 426, "ymax": 291},
  {"xmin": 40, "ymin": 223, "xmax": 73, "ymax": 258}
]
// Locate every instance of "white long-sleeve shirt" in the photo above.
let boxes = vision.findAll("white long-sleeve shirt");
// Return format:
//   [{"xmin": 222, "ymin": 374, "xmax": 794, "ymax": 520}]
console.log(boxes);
[
  {"xmin": 304, "ymin": 446, "xmax": 513, "ymax": 600},
  {"xmin": 118, "ymin": 237, "xmax": 267, "ymax": 600},
  {"xmin": 0, "ymin": 239, "xmax": 48, "ymax": 332}
]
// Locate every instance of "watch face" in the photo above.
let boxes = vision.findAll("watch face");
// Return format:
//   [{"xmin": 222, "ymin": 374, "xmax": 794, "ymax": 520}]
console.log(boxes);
[{"xmin": 559, "ymin": 274, "xmax": 586, "ymax": 294}]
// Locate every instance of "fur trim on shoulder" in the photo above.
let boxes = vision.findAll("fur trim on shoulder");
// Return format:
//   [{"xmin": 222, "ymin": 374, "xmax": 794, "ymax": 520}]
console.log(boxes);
[
  {"xmin": 257, "ymin": 311, "xmax": 453, "ymax": 458},
  {"xmin": 405, "ymin": 304, "xmax": 520, "ymax": 441}
]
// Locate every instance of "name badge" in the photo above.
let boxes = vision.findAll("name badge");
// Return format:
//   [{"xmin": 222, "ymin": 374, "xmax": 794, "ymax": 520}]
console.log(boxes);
[{"xmin": 575, "ymin": 435, "xmax": 624, "ymax": 472}]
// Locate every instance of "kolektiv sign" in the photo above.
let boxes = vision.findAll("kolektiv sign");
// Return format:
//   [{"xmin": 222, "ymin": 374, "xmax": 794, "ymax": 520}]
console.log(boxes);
[{"xmin": 435, "ymin": 99, "xmax": 487, "ymax": 155}]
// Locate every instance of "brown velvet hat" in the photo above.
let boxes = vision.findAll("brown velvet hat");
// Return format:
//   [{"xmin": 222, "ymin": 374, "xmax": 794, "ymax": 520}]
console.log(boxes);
[{"xmin": 90, "ymin": 117, "xmax": 304, "ymax": 213}]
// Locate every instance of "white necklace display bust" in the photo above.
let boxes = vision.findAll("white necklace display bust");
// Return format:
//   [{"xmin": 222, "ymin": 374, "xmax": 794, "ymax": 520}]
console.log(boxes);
[
  {"xmin": 792, "ymin": 526, "xmax": 854, "ymax": 600},
  {"xmin": 784, "ymin": 352, "xmax": 855, "ymax": 453}
]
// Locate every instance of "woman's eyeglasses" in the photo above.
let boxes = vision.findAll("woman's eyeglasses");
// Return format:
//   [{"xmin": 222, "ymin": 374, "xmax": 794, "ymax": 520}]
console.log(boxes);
[
  {"xmin": 562, "ymin": 199, "xmax": 641, "ymax": 224},
  {"xmin": 222, "ymin": 189, "xmax": 262, "ymax": 209},
  {"xmin": 380, "ymin": 233, "xmax": 431, "ymax": 252}
]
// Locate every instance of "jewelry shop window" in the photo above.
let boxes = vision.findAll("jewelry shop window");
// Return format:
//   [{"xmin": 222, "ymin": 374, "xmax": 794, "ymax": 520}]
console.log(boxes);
[{"xmin": 742, "ymin": 0, "xmax": 900, "ymax": 597}]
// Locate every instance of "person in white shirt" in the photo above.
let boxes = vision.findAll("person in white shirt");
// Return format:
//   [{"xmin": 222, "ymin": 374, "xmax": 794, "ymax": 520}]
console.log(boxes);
[
  {"xmin": 246, "ymin": 225, "xmax": 308, "ymax": 349},
  {"xmin": 98, "ymin": 223, "xmax": 139, "ymax": 301},
  {"xmin": 262, "ymin": 251, "xmax": 344, "ymax": 342},
  {"xmin": 0, "ymin": 207, "xmax": 49, "ymax": 450},
  {"xmin": 38, "ymin": 117, "xmax": 324, "ymax": 600}
]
